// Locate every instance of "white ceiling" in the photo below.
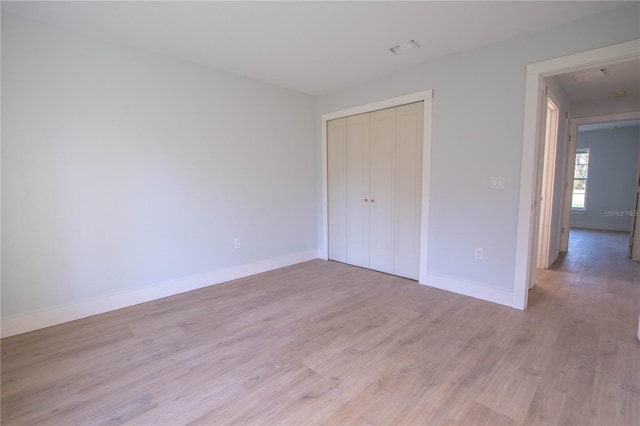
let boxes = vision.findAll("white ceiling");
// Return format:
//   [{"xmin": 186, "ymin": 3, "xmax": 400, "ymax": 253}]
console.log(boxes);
[
  {"xmin": 551, "ymin": 59, "xmax": 640, "ymax": 103},
  {"xmin": 2, "ymin": 1, "xmax": 629, "ymax": 95}
]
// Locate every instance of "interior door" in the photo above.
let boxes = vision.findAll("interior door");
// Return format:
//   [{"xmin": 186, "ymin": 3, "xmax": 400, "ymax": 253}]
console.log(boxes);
[
  {"xmin": 346, "ymin": 113, "xmax": 370, "ymax": 268},
  {"xmin": 394, "ymin": 102, "xmax": 424, "ymax": 279},
  {"xmin": 369, "ymin": 107, "xmax": 396, "ymax": 274},
  {"xmin": 559, "ymin": 121, "xmax": 576, "ymax": 252},
  {"xmin": 529, "ymin": 80, "xmax": 549, "ymax": 289},
  {"xmin": 327, "ymin": 102, "xmax": 424, "ymax": 279},
  {"xmin": 537, "ymin": 98, "xmax": 559, "ymax": 269}
]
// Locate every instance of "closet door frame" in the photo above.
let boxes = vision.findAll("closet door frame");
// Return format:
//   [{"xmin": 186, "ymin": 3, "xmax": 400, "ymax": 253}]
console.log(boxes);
[{"xmin": 321, "ymin": 89, "xmax": 433, "ymax": 284}]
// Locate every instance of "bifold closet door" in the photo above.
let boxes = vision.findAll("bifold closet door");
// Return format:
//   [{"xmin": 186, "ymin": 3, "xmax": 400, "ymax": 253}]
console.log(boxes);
[
  {"xmin": 369, "ymin": 102, "xmax": 423, "ymax": 279},
  {"xmin": 394, "ymin": 102, "xmax": 424, "ymax": 279},
  {"xmin": 369, "ymin": 107, "xmax": 396, "ymax": 274},
  {"xmin": 327, "ymin": 102, "xmax": 423, "ymax": 280},
  {"xmin": 345, "ymin": 113, "xmax": 370, "ymax": 269},
  {"xmin": 327, "ymin": 113, "xmax": 370, "ymax": 268}
]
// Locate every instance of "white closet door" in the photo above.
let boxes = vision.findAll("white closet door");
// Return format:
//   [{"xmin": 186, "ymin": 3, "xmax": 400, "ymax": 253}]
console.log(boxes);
[
  {"xmin": 327, "ymin": 102, "xmax": 423, "ymax": 280},
  {"xmin": 369, "ymin": 107, "xmax": 396, "ymax": 274},
  {"xmin": 346, "ymin": 113, "xmax": 370, "ymax": 268},
  {"xmin": 327, "ymin": 118, "xmax": 347, "ymax": 262},
  {"xmin": 394, "ymin": 102, "xmax": 424, "ymax": 279}
]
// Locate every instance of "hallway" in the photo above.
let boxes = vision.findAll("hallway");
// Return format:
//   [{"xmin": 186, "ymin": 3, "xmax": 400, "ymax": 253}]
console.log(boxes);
[
  {"xmin": 533, "ymin": 228, "xmax": 639, "ymax": 326},
  {"xmin": 535, "ymin": 228, "xmax": 638, "ymax": 304},
  {"xmin": 527, "ymin": 228, "xmax": 640, "ymax": 423}
]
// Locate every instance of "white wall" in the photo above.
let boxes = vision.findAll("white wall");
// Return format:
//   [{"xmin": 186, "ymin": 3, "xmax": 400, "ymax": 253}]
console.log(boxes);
[
  {"xmin": 1, "ymin": 14, "xmax": 317, "ymax": 333},
  {"xmin": 3, "ymin": 3, "xmax": 640, "ymax": 334},
  {"xmin": 317, "ymin": 3, "xmax": 640, "ymax": 298},
  {"xmin": 572, "ymin": 96, "xmax": 640, "ymax": 119},
  {"xmin": 571, "ymin": 126, "xmax": 640, "ymax": 231}
]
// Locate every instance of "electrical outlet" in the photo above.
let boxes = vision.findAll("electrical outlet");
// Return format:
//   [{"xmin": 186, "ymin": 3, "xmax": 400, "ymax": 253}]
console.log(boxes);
[
  {"xmin": 234, "ymin": 238, "xmax": 241, "ymax": 249},
  {"xmin": 475, "ymin": 247, "xmax": 483, "ymax": 260},
  {"xmin": 491, "ymin": 176, "xmax": 505, "ymax": 189}
]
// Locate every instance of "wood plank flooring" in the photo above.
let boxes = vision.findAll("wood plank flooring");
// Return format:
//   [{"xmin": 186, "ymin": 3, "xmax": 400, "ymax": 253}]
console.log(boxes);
[{"xmin": 2, "ymin": 229, "xmax": 639, "ymax": 425}]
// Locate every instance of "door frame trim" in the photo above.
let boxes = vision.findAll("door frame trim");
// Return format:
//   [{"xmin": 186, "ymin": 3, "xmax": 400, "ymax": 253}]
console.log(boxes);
[
  {"xmin": 632, "ymin": 143, "xmax": 640, "ymax": 261},
  {"xmin": 514, "ymin": 39, "xmax": 639, "ymax": 309},
  {"xmin": 320, "ymin": 89, "xmax": 433, "ymax": 283}
]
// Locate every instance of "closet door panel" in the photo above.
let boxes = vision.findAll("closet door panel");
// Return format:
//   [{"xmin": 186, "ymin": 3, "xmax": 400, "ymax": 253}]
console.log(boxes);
[
  {"xmin": 369, "ymin": 107, "xmax": 396, "ymax": 274},
  {"xmin": 394, "ymin": 102, "xmax": 424, "ymax": 279},
  {"xmin": 327, "ymin": 118, "xmax": 348, "ymax": 262},
  {"xmin": 346, "ymin": 113, "xmax": 370, "ymax": 268}
]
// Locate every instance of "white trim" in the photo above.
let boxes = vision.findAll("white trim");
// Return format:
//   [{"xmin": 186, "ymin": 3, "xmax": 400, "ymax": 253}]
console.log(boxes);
[
  {"xmin": 526, "ymin": 40, "xmax": 640, "ymax": 76},
  {"xmin": 559, "ymin": 113, "xmax": 574, "ymax": 252},
  {"xmin": 1, "ymin": 250, "xmax": 319, "ymax": 338},
  {"xmin": 515, "ymin": 39, "xmax": 640, "ymax": 310},
  {"xmin": 632, "ymin": 146, "xmax": 640, "ymax": 262},
  {"xmin": 419, "ymin": 97, "xmax": 433, "ymax": 284},
  {"xmin": 572, "ymin": 111, "xmax": 640, "ymax": 127},
  {"xmin": 321, "ymin": 90, "xmax": 433, "ymax": 122},
  {"xmin": 514, "ymin": 73, "xmax": 544, "ymax": 309},
  {"xmin": 321, "ymin": 120, "xmax": 329, "ymax": 260},
  {"xmin": 426, "ymin": 273, "xmax": 513, "ymax": 308},
  {"xmin": 320, "ymin": 89, "xmax": 433, "ymax": 285}
]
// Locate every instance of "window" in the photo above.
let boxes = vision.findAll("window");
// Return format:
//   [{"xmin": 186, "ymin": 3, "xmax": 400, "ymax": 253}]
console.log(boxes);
[{"xmin": 572, "ymin": 148, "xmax": 590, "ymax": 209}]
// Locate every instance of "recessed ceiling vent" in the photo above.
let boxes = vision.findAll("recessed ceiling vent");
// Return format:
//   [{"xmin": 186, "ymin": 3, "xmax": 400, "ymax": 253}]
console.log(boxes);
[
  {"xmin": 570, "ymin": 68, "xmax": 609, "ymax": 82},
  {"xmin": 389, "ymin": 40, "xmax": 421, "ymax": 55}
]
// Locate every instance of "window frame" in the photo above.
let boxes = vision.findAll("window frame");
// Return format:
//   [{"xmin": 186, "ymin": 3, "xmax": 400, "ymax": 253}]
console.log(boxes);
[{"xmin": 571, "ymin": 148, "xmax": 590, "ymax": 211}]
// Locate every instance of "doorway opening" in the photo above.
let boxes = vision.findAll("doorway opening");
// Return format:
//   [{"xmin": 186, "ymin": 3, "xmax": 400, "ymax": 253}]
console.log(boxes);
[
  {"xmin": 563, "ymin": 119, "xmax": 640, "ymax": 261},
  {"xmin": 533, "ymin": 228, "xmax": 638, "ymax": 307},
  {"xmin": 514, "ymin": 39, "xmax": 640, "ymax": 309}
]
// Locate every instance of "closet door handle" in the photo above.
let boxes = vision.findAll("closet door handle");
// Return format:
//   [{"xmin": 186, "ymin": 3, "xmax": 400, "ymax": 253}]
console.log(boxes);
[
  {"xmin": 371, "ymin": 199, "xmax": 375, "ymax": 203},
  {"xmin": 364, "ymin": 198, "xmax": 368, "ymax": 202}
]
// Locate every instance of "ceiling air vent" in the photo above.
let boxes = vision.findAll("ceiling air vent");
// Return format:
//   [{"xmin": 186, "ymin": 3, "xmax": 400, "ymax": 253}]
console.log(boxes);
[{"xmin": 389, "ymin": 40, "xmax": 421, "ymax": 55}]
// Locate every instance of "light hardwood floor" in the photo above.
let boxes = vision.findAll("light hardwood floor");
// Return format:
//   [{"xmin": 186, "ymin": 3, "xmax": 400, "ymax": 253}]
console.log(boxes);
[{"xmin": 2, "ymin": 229, "xmax": 639, "ymax": 425}]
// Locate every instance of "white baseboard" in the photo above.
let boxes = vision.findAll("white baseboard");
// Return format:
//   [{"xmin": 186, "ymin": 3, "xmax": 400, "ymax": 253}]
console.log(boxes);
[
  {"xmin": 571, "ymin": 224, "xmax": 631, "ymax": 232},
  {"xmin": 1, "ymin": 250, "xmax": 319, "ymax": 338},
  {"xmin": 422, "ymin": 272, "xmax": 513, "ymax": 308}
]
